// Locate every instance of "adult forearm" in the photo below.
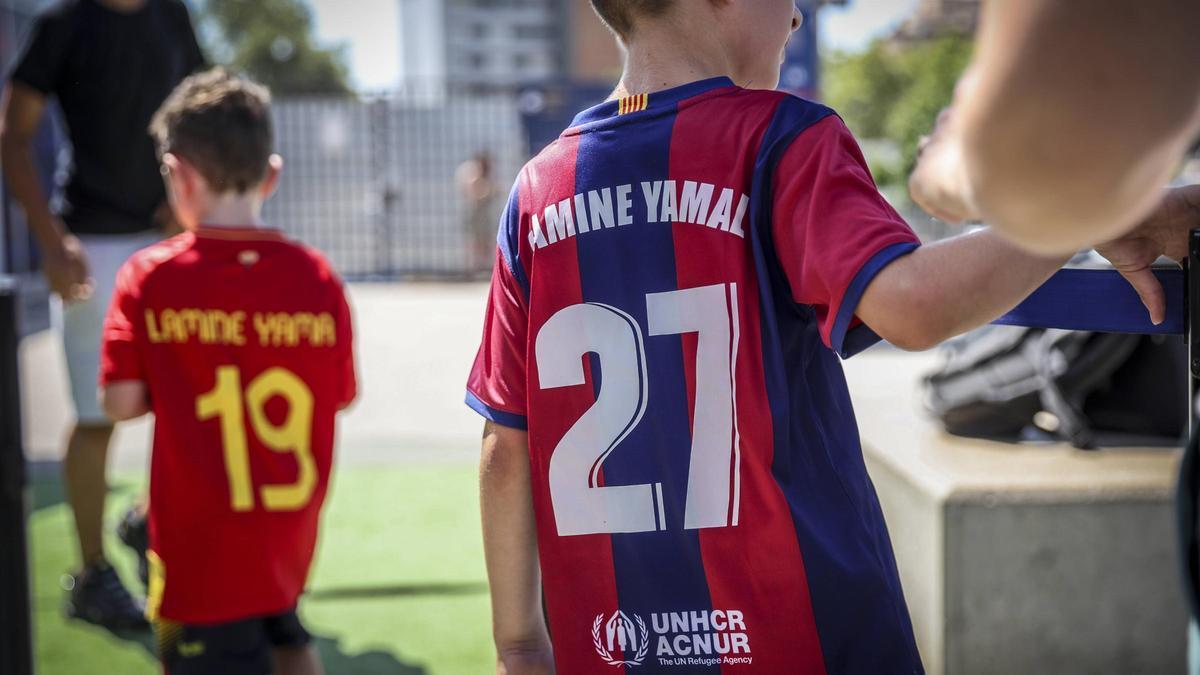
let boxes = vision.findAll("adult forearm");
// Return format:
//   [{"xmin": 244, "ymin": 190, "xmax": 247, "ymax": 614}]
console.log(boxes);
[
  {"xmin": 957, "ymin": 0, "xmax": 1200, "ymax": 255},
  {"xmin": 861, "ymin": 229, "xmax": 1067, "ymax": 351},
  {"xmin": 0, "ymin": 138, "xmax": 64, "ymax": 252},
  {"xmin": 479, "ymin": 422, "xmax": 551, "ymax": 654},
  {"xmin": 962, "ymin": 93, "xmax": 1194, "ymax": 257}
]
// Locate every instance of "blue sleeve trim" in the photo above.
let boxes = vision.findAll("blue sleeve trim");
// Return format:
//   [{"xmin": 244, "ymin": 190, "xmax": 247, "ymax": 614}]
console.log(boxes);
[
  {"xmin": 465, "ymin": 390, "xmax": 528, "ymax": 430},
  {"xmin": 830, "ymin": 241, "xmax": 920, "ymax": 358}
]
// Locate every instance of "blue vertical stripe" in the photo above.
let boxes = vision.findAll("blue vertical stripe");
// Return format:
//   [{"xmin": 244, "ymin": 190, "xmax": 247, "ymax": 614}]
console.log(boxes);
[
  {"xmin": 497, "ymin": 178, "xmax": 530, "ymax": 299},
  {"xmin": 748, "ymin": 96, "xmax": 924, "ymax": 674},
  {"xmin": 573, "ymin": 111, "xmax": 718, "ymax": 672}
]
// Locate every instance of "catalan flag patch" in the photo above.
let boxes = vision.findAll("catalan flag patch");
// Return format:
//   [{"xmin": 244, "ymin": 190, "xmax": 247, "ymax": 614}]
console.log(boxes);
[{"xmin": 617, "ymin": 93, "xmax": 649, "ymax": 116}]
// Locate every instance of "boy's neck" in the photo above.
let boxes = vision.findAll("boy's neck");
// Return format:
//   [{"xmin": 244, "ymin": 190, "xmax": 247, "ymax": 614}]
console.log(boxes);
[
  {"xmin": 611, "ymin": 20, "xmax": 734, "ymax": 99},
  {"xmin": 197, "ymin": 192, "xmax": 266, "ymax": 229}
]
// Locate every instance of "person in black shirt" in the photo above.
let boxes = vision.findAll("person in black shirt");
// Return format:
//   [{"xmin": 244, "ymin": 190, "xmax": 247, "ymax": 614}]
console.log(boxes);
[{"xmin": 0, "ymin": 0, "xmax": 204, "ymax": 630}]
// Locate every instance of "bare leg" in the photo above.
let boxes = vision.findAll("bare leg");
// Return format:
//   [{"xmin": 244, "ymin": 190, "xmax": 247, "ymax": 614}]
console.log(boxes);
[
  {"xmin": 273, "ymin": 645, "xmax": 324, "ymax": 675},
  {"xmin": 62, "ymin": 422, "xmax": 115, "ymax": 566}
]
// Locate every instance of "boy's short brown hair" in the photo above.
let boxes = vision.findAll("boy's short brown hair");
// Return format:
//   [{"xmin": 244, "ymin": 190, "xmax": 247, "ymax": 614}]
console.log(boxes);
[
  {"xmin": 590, "ymin": 0, "xmax": 675, "ymax": 38},
  {"xmin": 150, "ymin": 68, "xmax": 273, "ymax": 194}
]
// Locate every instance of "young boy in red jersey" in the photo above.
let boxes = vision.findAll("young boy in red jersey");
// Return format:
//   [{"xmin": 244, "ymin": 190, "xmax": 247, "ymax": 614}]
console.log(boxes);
[
  {"xmin": 99, "ymin": 68, "xmax": 356, "ymax": 675},
  {"xmin": 464, "ymin": 2, "xmax": 1155, "ymax": 674}
]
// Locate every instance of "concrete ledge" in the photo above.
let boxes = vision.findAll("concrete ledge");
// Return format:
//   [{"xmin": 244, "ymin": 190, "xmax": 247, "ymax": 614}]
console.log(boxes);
[{"xmin": 844, "ymin": 350, "xmax": 1186, "ymax": 675}]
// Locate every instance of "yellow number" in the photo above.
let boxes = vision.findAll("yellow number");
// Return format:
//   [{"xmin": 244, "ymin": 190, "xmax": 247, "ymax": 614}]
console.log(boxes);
[
  {"xmin": 195, "ymin": 366, "xmax": 317, "ymax": 512},
  {"xmin": 246, "ymin": 368, "xmax": 315, "ymax": 511},
  {"xmin": 196, "ymin": 366, "xmax": 253, "ymax": 511}
]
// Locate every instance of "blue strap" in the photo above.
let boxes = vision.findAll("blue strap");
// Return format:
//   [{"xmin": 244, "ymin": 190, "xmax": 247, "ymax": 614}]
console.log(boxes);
[{"xmin": 993, "ymin": 268, "xmax": 1185, "ymax": 335}]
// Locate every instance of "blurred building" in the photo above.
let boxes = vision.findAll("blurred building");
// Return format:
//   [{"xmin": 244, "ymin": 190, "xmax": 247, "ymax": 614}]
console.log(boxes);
[{"xmin": 396, "ymin": 0, "xmax": 621, "ymax": 92}]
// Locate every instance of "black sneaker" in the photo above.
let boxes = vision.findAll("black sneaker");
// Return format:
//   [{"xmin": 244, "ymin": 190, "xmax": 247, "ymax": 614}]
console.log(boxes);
[
  {"xmin": 63, "ymin": 561, "xmax": 149, "ymax": 630},
  {"xmin": 116, "ymin": 505, "xmax": 149, "ymax": 588}
]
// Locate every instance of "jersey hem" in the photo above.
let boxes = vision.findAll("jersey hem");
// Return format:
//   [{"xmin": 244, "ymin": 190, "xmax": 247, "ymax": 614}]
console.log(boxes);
[
  {"xmin": 831, "ymin": 241, "xmax": 920, "ymax": 358},
  {"xmin": 465, "ymin": 390, "xmax": 528, "ymax": 430}
]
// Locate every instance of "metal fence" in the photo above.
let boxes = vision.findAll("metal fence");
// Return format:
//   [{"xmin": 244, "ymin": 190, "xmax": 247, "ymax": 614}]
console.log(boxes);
[{"xmin": 266, "ymin": 88, "xmax": 529, "ymax": 279}]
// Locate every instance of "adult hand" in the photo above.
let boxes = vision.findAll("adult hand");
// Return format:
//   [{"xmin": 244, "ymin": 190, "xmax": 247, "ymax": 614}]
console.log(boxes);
[
  {"xmin": 1094, "ymin": 184, "xmax": 1200, "ymax": 324},
  {"xmin": 42, "ymin": 231, "xmax": 93, "ymax": 303},
  {"xmin": 908, "ymin": 106, "xmax": 981, "ymax": 223}
]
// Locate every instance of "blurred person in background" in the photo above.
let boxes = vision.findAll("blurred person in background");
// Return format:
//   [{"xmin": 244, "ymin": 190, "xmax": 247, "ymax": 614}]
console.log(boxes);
[
  {"xmin": 0, "ymin": 0, "xmax": 204, "ymax": 629},
  {"xmin": 457, "ymin": 151, "xmax": 500, "ymax": 276},
  {"xmin": 102, "ymin": 68, "xmax": 355, "ymax": 675}
]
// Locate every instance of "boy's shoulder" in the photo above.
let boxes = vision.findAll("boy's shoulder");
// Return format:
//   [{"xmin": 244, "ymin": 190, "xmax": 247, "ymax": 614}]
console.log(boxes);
[
  {"xmin": 273, "ymin": 236, "xmax": 342, "ymax": 286},
  {"xmin": 118, "ymin": 231, "xmax": 343, "ymax": 294},
  {"xmin": 116, "ymin": 232, "xmax": 197, "ymax": 290}
]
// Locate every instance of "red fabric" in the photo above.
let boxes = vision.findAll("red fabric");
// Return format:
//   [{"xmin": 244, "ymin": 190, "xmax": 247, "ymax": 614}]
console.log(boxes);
[
  {"xmin": 465, "ymin": 249, "xmax": 529, "ymax": 420},
  {"xmin": 100, "ymin": 227, "xmax": 356, "ymax": 624},
  {"xmin": 771, "ymin": 115, "xmax": 921, "ymax": 349},
  {"xmin": 670, "ymin": 92, "xmax": 828, "ymax": 675}
]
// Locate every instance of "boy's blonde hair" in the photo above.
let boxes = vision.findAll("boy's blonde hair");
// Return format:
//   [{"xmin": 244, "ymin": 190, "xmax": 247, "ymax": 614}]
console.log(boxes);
[
  {"xmin": 150, "ymin": 68, "xmax": 273, "ymax": 195},
  {"xmin": 590, "ymin": 0, "xmax": 675, "ymax": 39}
]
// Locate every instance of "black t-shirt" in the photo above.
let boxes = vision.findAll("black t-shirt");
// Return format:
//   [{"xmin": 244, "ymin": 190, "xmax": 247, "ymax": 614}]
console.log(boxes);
[{"xmin": 10, "ymin": 0, "xmax": 205, "ymax": 235}]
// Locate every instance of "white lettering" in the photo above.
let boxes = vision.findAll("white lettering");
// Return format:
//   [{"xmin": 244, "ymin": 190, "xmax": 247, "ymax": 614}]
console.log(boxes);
[
  {"xmin": 707, "ymin": 188, "xmax": 734, "ymax": 231},
  {"xmin": 714, "ymin": 633, "xmax": 731, "ymax": 655},
  {"xmin": 543, "ymin": 199, "xmax": 575, "ymax": 243},
  {"xmin": 670, "ymin": 612, "xmax": 689, "ymax": 633},
  {"xmin": 651, "ymin": 613, "xmax": 670, "ymax": 634},
  {"xmin": 680, "ymin": 181, "xmax": 714, "ymax": 225},
  {"xmin": 730, "ymin": 194, "xmax": 749, "ymax": 238},
  {"xmin": 617, "ymin": 184, "xmax": 634, "ymax": 226},
  {"xmin": 529, "ymin": 213, "xmax": 547, "ymax": 249},
  {"xmin": 589, "ymin": 188, "xmax": 616, "ymax": 230},
  {"xmin": 574, "ymin": 193, "xmax": 591, "ymax": 234},
  {"xmin": 641, "ymin": 181, "xmax": 663, "ymax": 223},
  {"xmin": 660, "ymin": 180, "xmax": 678, "ymax": 223},
  {"xmin": 731, "ymin": 633, "xmax": 750, "ymax": 654},
  {"xmin": 710, "ymin": 609, "xmax": 727, "ymax": 631},
  {"xmin": 727, "ymin": 610, "xmax": 746, "ymax": 631}
]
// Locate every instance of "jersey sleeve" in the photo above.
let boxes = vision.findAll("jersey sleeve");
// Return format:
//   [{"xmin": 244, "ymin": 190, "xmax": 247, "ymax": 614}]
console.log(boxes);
[
  {"xmin": 465, "ymin": 249, "xmax": 529, "ymax": 430},
  {"xmin": 10, "ymin": 12, "xmax": 69, "ymax": 95},
  {"xmin": 771, "ymin": 114, "xmax": 921, "ymax": 358},
  {"xmin": 99, "ymin": 261, "xmax": 146, "ymax": 385},
  {"xmin": 334, "ymin": 280, "xmax": 357, "ymax": 409}
]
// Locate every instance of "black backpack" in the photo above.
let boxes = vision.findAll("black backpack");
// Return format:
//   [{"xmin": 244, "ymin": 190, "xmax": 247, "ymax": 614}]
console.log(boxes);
[{"xmin": 922, "ymin": 325, "xmax": 1187, "ymax": 448}]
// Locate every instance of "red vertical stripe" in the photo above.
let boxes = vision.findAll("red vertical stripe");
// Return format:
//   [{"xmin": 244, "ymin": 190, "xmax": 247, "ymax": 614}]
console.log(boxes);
[
  {"xmin": 522, "ymin": 135, "xmax": 624, "ymax": 675},
  {"xmin": 669, "ymin": 93, "xmax": 828, "ymax": 674}
]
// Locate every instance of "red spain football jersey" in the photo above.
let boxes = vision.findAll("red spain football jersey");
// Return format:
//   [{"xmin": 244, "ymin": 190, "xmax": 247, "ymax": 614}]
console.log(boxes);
[{"xmin": 100, "ymin": 226, "xmax": 356, "ymax": 625}]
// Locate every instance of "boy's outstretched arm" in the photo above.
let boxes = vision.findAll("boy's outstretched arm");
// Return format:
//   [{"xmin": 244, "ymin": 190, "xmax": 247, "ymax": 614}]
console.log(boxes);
[
  {"xmin": 857, "ymin": 228, "xmax": 1070, "ymax": 352},
  {"xmin": 480, "ymin": 421, "xmax": 555, "ymax": 675}
]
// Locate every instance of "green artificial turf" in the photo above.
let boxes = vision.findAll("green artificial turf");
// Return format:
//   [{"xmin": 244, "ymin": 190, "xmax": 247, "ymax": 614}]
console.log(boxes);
[{"xmin": 28, "ymin": 462, "xmax": 493, "ymax": 675}]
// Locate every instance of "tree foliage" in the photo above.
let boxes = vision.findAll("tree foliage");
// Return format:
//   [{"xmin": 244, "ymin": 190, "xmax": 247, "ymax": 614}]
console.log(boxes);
[
  {"xmin": 196, "ymin": 0, "xmax": 352, "ymax": 96},
  {"xmin": 823, "ymin": 36, "xmax": 972, "ymax": 185}
]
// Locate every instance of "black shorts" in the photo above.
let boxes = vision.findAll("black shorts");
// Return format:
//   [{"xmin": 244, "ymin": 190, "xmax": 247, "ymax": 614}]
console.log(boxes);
[{"xmin": 157, "ymin": 609, "xmax": 311, "ymax": 675}]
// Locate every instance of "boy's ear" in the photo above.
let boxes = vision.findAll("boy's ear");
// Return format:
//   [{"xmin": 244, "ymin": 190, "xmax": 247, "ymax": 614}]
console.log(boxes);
[
  {"xmin": 161, "ymin": 152, "xmax": 192, "ymax": 202},
  {"xmin": 260, "ymin": 154, "xmax": 283, "ymax": 200}
]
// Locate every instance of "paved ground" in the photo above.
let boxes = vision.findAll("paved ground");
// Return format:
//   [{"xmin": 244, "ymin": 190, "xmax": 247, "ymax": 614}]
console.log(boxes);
[{"xmin": 20, "ymin": 283, "xmax": 492, "ymax": 471}]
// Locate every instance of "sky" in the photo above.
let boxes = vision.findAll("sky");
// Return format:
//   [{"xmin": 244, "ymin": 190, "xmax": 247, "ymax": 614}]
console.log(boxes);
[{"xmin": 308, "ymin": 0, "xmax": 920, "ymax": 91}]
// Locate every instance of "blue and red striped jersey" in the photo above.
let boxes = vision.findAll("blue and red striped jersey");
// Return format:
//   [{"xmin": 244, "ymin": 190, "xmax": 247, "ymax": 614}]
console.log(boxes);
[{"xmin": 467, "ymin": 77, "xmax": 924, "ymax": 674}]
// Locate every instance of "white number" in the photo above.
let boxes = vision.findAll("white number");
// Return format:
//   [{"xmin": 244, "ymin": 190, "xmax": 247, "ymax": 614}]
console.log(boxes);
[{"xmin": 536, "ymin": 283, "xmax": 741, "ymax": 536}]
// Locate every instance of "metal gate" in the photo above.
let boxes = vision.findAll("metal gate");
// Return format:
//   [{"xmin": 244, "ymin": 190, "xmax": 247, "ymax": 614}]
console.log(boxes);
[{"xmin": 265, "ymin": 86, "xmax": 528, "ymax": 279}]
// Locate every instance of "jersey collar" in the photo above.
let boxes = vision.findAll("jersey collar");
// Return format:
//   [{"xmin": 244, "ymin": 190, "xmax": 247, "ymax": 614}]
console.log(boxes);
[
  {"xmin": 569, "ymin": 77, "xmax": 737, "ymax": 130},
  {"xmin": 195, "ymin": 225, "xmax": 287, "ymax": 242}
]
